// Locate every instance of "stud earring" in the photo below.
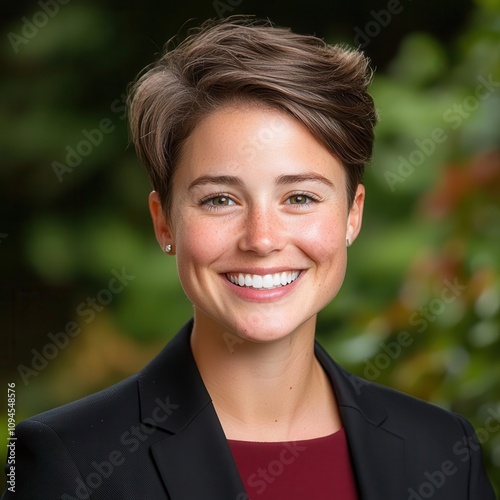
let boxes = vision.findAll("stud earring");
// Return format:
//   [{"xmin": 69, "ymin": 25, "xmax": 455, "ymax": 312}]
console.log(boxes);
[
  {"xmin": 346, "ymin": 238, "xmax": 351, "ymax": 248},
  {"xmin": 165, "ymin": 244, "xmax": 172, "ymax": 253}
]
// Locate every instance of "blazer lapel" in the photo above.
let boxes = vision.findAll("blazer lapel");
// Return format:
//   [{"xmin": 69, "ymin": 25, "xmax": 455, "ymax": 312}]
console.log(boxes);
[
  {"xmin": 315, "ymin": 343, "xmax": 408, "ymax": 499},
  {"xmin": 150, "ymin": 404, "xmax": 246, "ymax": 499},
  {"xmin": 137, "ymin": 320, "xmax": 246, "ymax": 499},
  {"xmin": 138, "ymin": 320, "xmax": 408, "ymax": 499}
]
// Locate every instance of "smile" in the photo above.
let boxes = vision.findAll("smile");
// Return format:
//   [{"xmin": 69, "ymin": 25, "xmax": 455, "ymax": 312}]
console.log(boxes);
[{"xmin": 226, "ymin": 271, "xmax": 301, "ymax": 290}]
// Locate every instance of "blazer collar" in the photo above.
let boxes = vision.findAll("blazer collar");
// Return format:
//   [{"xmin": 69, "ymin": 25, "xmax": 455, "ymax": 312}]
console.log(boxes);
[
  {"xmin": 138, "ymin": 319, "xmax": 247, "ymax": 498},
  {"xmin": 314, "ymin": 342, "xmax": 389, "ymax": 425},
  {"xmin": 315, "ymin": 342, "xmax": 408, "ymax": 499},
  {"xmin": 138, "ymin": 319, "xmax": 210, "ymax": 434},
  {"xmin": 138, "ymin": 320, "xmax": 407, "ymax": 499}
]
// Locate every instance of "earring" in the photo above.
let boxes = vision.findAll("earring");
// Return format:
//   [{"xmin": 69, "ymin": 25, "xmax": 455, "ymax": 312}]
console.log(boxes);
[
  {"xmin": 165, "ymin": 244, "xmax": 172, "ymax": 253},
  {"xmin": 346, "ymin": 238, "xmax": 351, "ymax": 248}
]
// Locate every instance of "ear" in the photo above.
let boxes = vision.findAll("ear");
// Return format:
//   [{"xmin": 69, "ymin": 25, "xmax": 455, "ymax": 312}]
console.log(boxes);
[
  {"xmin": 346, "ymin": 184, "xmax": 365, "ymax": 245},
  {"xmin": 149, "ymin": 191, "xmax": 175, "ymax": 254}
]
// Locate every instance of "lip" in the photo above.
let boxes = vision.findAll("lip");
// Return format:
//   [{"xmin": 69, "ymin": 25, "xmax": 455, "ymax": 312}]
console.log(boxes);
[
  {"xmin": 221, "ymin": 269, "xmax": 305, "ymax": 303},
  {"xmin": 223, "ymin": 267, "xmax": 302, "ymax": 275}
]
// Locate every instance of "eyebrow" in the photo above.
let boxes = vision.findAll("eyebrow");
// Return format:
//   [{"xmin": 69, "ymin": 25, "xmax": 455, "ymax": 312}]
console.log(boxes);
[
  {"xmin": 188, "ymin": 175, "xmax": 243, "ymax": 190},
  {"xmin": 189, "ymin": 172, "xmax": 335, "ymax": 190},
  {"xmin": 276, "ymin": 173, "xmax": 335, "ymax": 188}
]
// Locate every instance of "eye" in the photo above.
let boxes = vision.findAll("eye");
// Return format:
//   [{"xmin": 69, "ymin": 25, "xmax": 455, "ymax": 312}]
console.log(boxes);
[
  {"xmin": 288, "ymin": 194, "xmax": 309, "ymax": 205},
  {"xmin": 210, "ymin": 196, "xmax": 233, "ymax": 206},
  {"xmin": 200, "ymin": 194, "xmax": 236, "ymax": 210},
  {"xmin": 286, "ymin": 193, "xmax": 319, "ymax": 205}
]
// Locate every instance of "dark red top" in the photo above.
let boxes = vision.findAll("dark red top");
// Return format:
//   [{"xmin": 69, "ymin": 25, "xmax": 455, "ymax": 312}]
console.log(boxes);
[{"xmin": 228, "ymin": 428, "xmax": 359, "ymax": 499}]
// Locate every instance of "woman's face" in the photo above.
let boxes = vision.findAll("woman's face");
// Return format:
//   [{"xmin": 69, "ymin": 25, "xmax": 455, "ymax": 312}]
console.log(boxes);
[{"xmin": 150, "ymin": 104, "xmax": 364, "ymax": 342}]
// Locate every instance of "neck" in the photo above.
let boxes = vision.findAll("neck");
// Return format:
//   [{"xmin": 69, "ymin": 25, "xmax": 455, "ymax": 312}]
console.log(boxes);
[{"xmin": 190, "ymin": 312, "xmax": 341, "ymax": 441}]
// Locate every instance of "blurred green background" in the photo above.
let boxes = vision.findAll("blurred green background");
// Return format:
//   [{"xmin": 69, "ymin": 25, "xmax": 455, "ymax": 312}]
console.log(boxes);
[{"xmin": 1, "ymin": 0, "xmax": 499, "ymax": 494}]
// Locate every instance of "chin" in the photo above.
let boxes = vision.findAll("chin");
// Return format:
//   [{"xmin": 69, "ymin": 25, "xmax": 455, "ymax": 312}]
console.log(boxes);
[
  {"xmin": 235, "ymin": 329, "xmax": 288, "ymax": 344},
  {"xmin": 225, "ymin": 313, "xmax": 313, "ymax": 345}
]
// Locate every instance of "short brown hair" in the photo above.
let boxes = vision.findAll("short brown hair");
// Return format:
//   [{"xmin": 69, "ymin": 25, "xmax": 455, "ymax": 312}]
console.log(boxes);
[{"xmin": 128, "ymin": 16, "xmax": 377, "ymax": 211}]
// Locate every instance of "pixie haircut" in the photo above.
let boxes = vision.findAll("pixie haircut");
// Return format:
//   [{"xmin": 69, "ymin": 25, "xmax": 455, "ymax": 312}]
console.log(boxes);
[{"xmin": 128, "ymin": 16, "xmax": 378, "ymax": 212}]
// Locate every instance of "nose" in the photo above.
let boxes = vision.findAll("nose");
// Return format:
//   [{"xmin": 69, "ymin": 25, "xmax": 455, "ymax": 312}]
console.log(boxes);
[{"xmin": 238, "ymin": 205, "xmax": 287, "ymax": 256}]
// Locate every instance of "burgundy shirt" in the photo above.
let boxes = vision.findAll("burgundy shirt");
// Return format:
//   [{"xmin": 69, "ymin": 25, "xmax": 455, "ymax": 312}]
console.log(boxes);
[{"xmin": 228, "ymin": 428, "xmax": 359, "ymax": 499}]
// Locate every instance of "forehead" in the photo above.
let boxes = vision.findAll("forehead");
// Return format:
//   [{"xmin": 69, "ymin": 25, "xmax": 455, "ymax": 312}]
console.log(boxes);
[{"xmin": 175, "ymin": 103, "xmax": 346, "ymax": 185}]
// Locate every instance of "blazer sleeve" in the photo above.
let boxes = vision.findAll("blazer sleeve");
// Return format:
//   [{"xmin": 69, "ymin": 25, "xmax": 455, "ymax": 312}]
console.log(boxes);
[
  {"xmin": 455, "ymin": 414, "xmax": 497, "ymax": 499},
  {"xmin": 1, "ymin": 419, "xmax": 90, "ymax": 500}
]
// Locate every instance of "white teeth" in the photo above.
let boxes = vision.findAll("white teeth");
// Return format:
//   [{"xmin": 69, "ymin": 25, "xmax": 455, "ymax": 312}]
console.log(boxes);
[
  {"xmin": 253, "ymin": 275, "xmax": 263, "ymax": 289},
  {"xmin": 262, "ymin": 275, "xmax": 274, "ymax": 289},
  {"xmin": 227, "ymin": 271, "xmax": 300, "ymax": 289}
]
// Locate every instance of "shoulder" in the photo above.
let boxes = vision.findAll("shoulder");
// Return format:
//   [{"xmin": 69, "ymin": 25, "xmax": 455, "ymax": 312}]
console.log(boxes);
[
  {"xmin": 336, "ymin": 361, "xmax": 489, "ymax": 475},
  {"xmin": 20, "ymin": 374, "xmax": 138, "ymax": 432},
  {"xmin": 18, "ymin": 320, "xmax": 196, "ymax": 440},
  {"xmin": 352, "ymin": 372, "xmax": 472, "ymax": 438},
  {"xmin": 6, "ymin": 375, "xmax": 148, "ymax": 500},
  {"xmin": 322, "ymin": 357, "xmax": 496, "ymax": 498},
  {"xmin": 316, "ymin": 342, "xmax": 475, "ymax": 441}
]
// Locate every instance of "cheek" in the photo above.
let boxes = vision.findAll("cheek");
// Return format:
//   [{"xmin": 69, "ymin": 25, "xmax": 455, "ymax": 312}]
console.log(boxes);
[
  {"xmin": 297, "ymin": 210, "xmax": 347, "ymax": 264},
  {"xmin": 174, "ymin": 216, "xmax": 231, "ymax": 276}
]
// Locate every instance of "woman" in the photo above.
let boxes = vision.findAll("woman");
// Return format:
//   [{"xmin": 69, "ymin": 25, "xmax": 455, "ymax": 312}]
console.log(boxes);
[{"xmin": 2, "ymin": 17, "xmax": 495, "ymax": 500}]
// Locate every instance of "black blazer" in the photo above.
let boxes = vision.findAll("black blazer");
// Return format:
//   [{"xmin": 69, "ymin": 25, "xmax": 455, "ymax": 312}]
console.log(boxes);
[{"xmin": 2, "ymin": 320, "xmax": 495, "ymax": 499}]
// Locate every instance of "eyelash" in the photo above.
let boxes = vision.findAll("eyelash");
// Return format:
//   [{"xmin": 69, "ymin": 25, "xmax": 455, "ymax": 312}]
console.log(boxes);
[
  {"xmin": 285, "ymin": 192, "xmax": 321, "ymax": 207},
  {"xmin": 199, "ymin": 193, "xmax": 234, "ymax": 211},
  {"xmin": 199, "ymin": 192, "xmax": 321, "ymax": 211}
]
